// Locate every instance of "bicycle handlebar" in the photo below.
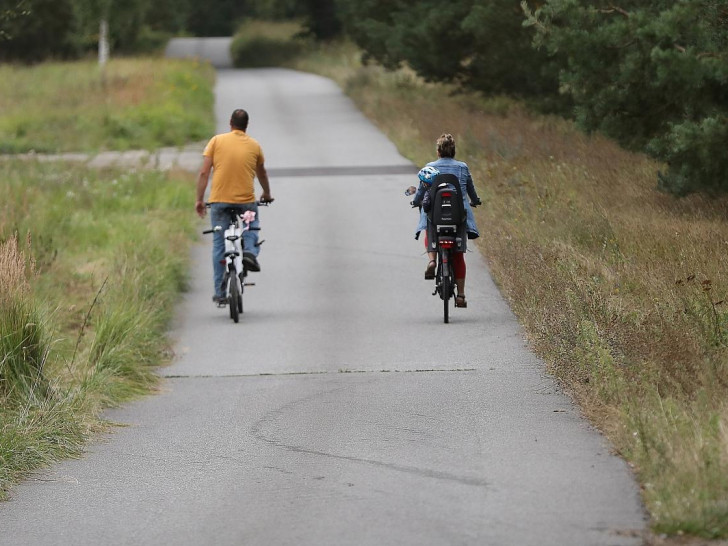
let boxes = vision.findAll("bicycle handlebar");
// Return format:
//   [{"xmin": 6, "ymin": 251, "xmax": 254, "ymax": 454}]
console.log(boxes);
[{"xmin": 204, "ymin": 200, "xmax": 272, "ymax": 208}]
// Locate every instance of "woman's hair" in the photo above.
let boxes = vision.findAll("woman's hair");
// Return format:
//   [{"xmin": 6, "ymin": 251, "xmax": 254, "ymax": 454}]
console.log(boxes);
[{"xmin": 436, "ymin": 133, "xmax": 456, "ymax": 158}]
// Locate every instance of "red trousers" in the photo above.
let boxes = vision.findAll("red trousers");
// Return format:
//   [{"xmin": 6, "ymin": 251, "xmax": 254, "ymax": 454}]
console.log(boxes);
[{"xmin": 424, "ymin": 233, "xmax": 466, "ymax": 279}]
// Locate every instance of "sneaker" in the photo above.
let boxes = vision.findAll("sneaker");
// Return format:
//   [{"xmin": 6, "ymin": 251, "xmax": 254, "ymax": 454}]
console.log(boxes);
[
  {"xmin": 243, "ymin": 252, "xmax": 261, "ymax": 272},
  {"xmin": 212, "ymin": 295, "xmax": 227, "ymax": 306}
]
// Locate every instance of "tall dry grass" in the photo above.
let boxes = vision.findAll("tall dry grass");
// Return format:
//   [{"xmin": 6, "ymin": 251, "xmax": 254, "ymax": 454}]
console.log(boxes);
[{"xmin": 293, "ymin": 41, "xmax": 728, "ymax": 538}]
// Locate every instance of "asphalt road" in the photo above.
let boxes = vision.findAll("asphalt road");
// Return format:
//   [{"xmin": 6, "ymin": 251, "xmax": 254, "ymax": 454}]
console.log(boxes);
[{"xmin": 0, "ymin": 62, "xmax": 646, "ymax": 545}]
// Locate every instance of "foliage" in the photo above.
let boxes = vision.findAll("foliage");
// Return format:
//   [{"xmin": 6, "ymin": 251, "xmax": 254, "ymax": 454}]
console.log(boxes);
[
  {"xmin": 231, "ymin": 20, "xmax": 312, "ymax": 68},
  {"xmin": 0, "ymin": 0, "xmax": 337, "ymax": 60},
  {"xmin": 0, "ymin": 0, "xmax": 79, "ymax": 61},
  {"xmin": 0, "ymin": 0, "xmax": 30, "ymax": 41},
  {"xmin": 185, "ymin": 0, "xmax": 247, "ymax": 37},
  {"xmin": 300, "ymin": 0, "xmax": 342, "ymax": 40},
  {"xmin": 334, "ymin": 0, "xmax": 563, "ymax": 108},
  {"xmin": 524, "ymin": 0, "xmax": 728, "ymax": 194}
]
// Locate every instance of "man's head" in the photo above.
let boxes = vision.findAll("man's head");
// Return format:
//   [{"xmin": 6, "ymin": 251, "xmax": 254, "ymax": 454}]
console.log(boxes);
[
  {"xmin": 230, "ymin": 109, "xmax": 249, "ymax": 131},
  {"xmin": 436, "ymin": 133, "xmax": 456, "ymax": 158}
]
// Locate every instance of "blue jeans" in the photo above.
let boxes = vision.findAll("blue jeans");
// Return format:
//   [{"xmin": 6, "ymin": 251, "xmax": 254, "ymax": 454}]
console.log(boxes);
[{"xmin": 210, "ymin": 202, "xmax": 260, "ymax": 298}]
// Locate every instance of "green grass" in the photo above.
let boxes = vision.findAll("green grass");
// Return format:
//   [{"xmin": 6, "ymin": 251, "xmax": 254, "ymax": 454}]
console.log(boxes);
[
  {"xmin": 0, "ymin": 58, "xmax": 215, "ymax": 153},
  {"xmin": 289, "ymin": 38, "xmax": 728, "ymax": 539},
  {"xmin": 0, "ymin": 159, "xmax": 198, "ymax": 499}
]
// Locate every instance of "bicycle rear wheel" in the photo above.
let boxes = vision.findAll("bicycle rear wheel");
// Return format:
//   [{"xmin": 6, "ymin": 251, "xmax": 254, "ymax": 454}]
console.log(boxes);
[
  {"xmin": 440, "ymin": 249, "xmax": 451, "ymax": 324},
  {"xmin": 229, "ymin": 275, "xmax": 240, "ymax": 323}
]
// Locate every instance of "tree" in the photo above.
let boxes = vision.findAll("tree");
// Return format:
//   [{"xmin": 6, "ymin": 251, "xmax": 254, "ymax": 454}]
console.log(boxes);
[
  {"xmin": 186, "ymin": 0, "xmax": 248, "ymax": 37},
  {"xmin": 301, "ymin": 0, "xmax": 342, "ymax": 40},
  {"xmin": 335, "ymin": 0, "xmax": 563, "ymax": 107},
  {"xmin": 525, "ymin": 0, "xmax": 728, "ymax": 194},
  {"xmin": 0, "ymin": 0, "xmax": 30, "ymax": 41},
  {"xmin": 0, "ymin": 0, "xmax": 79, "ymax": 61}
]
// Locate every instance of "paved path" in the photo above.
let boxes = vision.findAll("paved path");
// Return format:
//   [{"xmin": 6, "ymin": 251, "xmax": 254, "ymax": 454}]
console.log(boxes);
[
  {"xmin": 0, "ymin": 64, "xmax": 646, "ymax": 545},
  {"xmin": 165, "ymin": 37, "xmax": 233, "ymax": 68}
]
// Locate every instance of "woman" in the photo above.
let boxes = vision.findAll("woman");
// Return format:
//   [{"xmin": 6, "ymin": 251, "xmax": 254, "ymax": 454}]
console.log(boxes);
[{"xmin": 413, "ymin": 134, "xmax": 481, "ymax": 308}]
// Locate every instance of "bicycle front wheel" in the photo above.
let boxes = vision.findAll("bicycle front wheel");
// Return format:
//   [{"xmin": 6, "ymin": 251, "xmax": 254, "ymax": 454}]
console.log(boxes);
[{"xmin": 229, "ymin": 275, "xmax": 240, "ymax": 323}]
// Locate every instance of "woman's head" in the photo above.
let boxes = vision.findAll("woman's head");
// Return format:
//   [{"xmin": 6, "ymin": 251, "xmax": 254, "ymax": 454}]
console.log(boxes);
[{"xmin": 436, "ymin": 134, "xmax": 456, "ymax": 158}]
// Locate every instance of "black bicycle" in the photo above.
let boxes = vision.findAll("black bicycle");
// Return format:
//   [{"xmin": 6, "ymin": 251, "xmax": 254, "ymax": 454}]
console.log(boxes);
[
  {"xmin": 408, "ymin": 175, "xmax": 479, "ymax": 324},
  {"xmin": 432, "ymin": 226, "xmax": 457, "ymax": 324}
]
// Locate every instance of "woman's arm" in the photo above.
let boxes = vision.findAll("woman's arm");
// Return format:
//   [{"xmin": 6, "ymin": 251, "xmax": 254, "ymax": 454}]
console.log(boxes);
[{"xmin": 464, "ymin": 167, "xmax": 481, "ymax": 204}]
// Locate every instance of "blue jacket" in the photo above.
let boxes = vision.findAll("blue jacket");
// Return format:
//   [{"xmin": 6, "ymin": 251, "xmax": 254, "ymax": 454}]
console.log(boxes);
[{"xmin": 413, "ymin": 157, "xmax": 480, "ymax": 239}]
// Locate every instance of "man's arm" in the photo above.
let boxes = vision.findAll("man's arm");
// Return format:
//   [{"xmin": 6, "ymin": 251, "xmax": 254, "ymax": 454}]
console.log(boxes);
[
  {"xmin": 195, "ymin": 156, "xmax": 213, "ymax": 218},
  {"xmin": 256, "ymin": 162, "xmax": 274, "ymax": 203}
]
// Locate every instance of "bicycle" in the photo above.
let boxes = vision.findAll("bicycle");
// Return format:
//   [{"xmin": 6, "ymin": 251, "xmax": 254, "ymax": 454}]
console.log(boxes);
[
  {"xmin": 202, "ymin": 202, "xmax": 268, "ymax": 323},
  {"xmin": 408, "ymin": 177, "xmax": 479, "ymax": 324}
]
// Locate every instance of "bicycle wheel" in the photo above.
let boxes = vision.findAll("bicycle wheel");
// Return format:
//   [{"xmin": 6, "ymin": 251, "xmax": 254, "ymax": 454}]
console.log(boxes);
[
  {"xmin": 440, "ymin": 249, "xmax": 451, "ymax": 324},
  {"xmin": 229, "ymin": 275, "xmax": 240, "ymax": 323},
  {"xmin": 237, "ymin": 273, "xmax": 244, "ymax": 314}
]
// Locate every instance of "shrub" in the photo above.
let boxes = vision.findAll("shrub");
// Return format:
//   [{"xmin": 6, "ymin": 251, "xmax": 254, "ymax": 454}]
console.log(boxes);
[{"xmin": 231, "ymin": 20, "xmax": 311, "ymax": 68}]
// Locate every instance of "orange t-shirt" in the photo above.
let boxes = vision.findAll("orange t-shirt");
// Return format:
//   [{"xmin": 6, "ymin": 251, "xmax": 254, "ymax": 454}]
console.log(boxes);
[{"xmin": 203, "ymin": 130, "xmax": 264, "ymax": 204}]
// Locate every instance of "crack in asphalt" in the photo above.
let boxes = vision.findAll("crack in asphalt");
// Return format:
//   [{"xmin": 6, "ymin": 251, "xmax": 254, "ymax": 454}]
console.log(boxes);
[
  {"xmin": 163, "ymin": 368, "xmax": 477, "ymax": 379},
  {"xmin": 248, "ymin": 382, "xmax": 489, "ymax": 489}
]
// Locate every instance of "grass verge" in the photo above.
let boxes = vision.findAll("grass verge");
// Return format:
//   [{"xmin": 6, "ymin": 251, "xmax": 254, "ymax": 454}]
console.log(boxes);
[
  {"xmin": 0, "ymin": 58, "xmax": 215, "ymax": 153},
  {"xmin": 291, "ymin": 39, "xmax": 728, "ymax": 538},
  {"xmin": 0, "ymin": 159, "xmax": 198, "ymax": 499}
]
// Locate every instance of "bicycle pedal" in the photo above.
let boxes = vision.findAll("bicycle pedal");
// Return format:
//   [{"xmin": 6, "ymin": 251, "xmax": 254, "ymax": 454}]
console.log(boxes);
[{"xmin": 244, "ymin": 282, "xmax": 256, "ymax": 286}]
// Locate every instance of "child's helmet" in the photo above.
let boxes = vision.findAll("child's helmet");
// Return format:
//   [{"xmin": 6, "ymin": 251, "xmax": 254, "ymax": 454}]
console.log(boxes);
[{"xmin": 418, "ymin": 166, "xmax": 440, "ymax": 185}]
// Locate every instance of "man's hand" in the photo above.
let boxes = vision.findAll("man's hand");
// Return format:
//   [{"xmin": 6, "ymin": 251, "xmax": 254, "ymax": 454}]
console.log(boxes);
[
  {"xmin": 259, "ymin": 192, "xmax": 274, "ymax": 204},
  {"xmin": 195, "ymin": 200, "xmax": 207, "ymax": 218}
]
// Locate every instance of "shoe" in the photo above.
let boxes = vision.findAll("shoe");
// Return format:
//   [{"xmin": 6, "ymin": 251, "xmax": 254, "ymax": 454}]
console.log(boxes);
[
  {"xmin": 424, "ymin": 260, "xmax": 436, "ymax": 280},
  {"xmin": 212, "ymin": 295, "xmax": 227, "ymax": 306},
  {"xmin": 243, "ymin": 252, "xmax": 261, "ymax": 272},
  {"xmin": 455, "ymin": 295, "xmax": 467, "ymax": 308}
]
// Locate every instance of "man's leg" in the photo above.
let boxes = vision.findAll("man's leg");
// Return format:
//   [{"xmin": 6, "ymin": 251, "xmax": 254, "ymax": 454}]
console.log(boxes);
[
  {"xmin": 240, "ymin": 202, "xmax": 260, "ymax": 258},
  {"xmin": 210, "ymin": 204, "xmax": 228, "ymax": 299}
]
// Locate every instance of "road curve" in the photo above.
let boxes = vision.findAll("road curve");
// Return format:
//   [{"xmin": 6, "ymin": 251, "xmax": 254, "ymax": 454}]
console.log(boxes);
[{"xmin": 0, "ymin": 66, "xmax": 646, "ymax": 545}]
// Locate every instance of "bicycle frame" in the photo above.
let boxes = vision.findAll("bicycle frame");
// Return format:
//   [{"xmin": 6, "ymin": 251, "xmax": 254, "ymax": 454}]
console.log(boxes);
[
  {"xmin": 433, "ymin": 225, "xmax": 458, "ymax": 324},
  {"xmin": 203, "ymin": 206, "xmax": 261, "ymax": 323}
]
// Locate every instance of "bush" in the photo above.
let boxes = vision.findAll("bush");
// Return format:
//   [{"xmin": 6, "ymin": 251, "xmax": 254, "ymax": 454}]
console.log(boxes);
[{"xmin": 231, "ymin": 20, "xmax": 311, "ymax": 68}]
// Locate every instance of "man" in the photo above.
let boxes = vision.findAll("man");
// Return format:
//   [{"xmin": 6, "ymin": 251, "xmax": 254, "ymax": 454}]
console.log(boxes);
[{"xmin": 195, "ymin": 108, "xmax": 274, "ymax": 305}]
